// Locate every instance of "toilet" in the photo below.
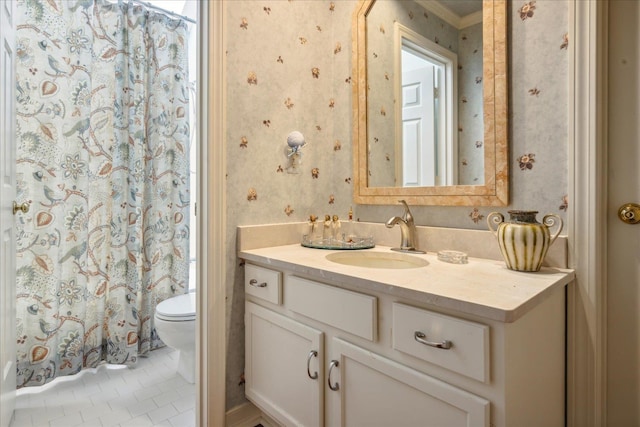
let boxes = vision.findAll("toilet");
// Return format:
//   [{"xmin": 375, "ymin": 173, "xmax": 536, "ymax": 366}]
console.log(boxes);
[{"xmin": 154, "ymin": 292, "xmax": 196, "ymax": 383}]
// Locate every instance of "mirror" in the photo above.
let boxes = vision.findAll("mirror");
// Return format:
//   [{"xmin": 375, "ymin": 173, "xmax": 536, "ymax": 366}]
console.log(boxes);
[{"xmin": 352, "ymin": 0, "xmax": 508, "ymax": 205}]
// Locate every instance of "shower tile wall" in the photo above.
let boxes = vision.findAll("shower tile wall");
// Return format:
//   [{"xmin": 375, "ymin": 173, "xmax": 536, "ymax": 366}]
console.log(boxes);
[{"xmin": 223, "ymin": 0, "xmax": 569, "ymax": 410}]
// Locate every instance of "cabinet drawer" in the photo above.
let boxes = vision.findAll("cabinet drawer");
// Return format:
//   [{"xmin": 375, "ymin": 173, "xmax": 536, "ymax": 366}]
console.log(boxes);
[
  {"xmin": 285, "ymin": 276, "xmax": 377, "ymax": 341},
  {"xmin": 392, "ymin": 303, "xmax": 489, "ymax": 382},
  {"xmin": 245, "ymin": 264, "xmax": 281, "ymax": 305}
]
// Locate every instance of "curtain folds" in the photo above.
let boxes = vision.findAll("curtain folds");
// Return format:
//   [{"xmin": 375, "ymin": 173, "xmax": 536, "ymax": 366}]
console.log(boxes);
[{"xmin": 14, "ymin": 0, "xmax": 191, "ymax": 387}]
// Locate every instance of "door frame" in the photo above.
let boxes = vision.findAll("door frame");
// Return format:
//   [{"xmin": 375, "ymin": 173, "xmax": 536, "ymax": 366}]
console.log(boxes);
[
  {"xmin": 197, "ymin": 1, "xmax": 226, "ymax": 426},
  {"xmin": 567, "ymin": 0, "xmax": 608, "ymax": 425},
  {"xmin": 0, "ymin": 0, "xmax": 17, "ymax": 424}
]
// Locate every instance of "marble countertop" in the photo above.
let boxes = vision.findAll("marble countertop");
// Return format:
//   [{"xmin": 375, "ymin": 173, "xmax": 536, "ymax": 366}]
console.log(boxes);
[{"xmin": 239, "ymin": 244, "xmax": 575, "ymax": 323}]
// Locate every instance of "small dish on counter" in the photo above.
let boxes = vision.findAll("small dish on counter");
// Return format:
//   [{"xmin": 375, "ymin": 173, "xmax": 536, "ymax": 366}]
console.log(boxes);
[
  {"xmin": 437, "ymin": 250, "xmax": 469, "ymax": 264},
  {"xmin": 301, "ymin": 234, "xmax": 374, "ymax": 250}
]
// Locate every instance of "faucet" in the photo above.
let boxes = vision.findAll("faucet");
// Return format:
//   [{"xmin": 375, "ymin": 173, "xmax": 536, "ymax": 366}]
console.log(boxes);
[{"xmin": 385, "ymin": 200, "xmax": 426, "ymax": 254}]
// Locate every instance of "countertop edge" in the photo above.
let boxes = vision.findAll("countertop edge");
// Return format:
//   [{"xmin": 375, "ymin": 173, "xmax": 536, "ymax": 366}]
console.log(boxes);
[{"xmin": 239, "ymin": 245, "xmax": 575, "ymax": 323}]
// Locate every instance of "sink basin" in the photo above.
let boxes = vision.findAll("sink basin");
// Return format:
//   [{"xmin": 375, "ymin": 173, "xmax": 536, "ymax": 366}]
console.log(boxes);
[{"xmin": 325, "ymin": 251, "xmax": 428, "ymax": 269}]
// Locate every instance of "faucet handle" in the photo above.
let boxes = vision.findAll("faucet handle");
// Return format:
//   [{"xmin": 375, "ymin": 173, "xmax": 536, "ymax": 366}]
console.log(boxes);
[{"xmin": 398, "ymin": 200, "xmax": 414, "ymax": 224}]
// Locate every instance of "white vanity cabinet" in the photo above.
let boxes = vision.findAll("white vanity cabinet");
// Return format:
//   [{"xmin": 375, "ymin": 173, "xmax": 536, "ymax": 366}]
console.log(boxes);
[
  {"xmin": 243, "ymin": 259, "xmax": 567, "ymax": 427},
  {"xmin": 245, "ymin": 302, "xmax": 324, "ymax": 427},
  {"xmin": 327, "ymin": 338, "xmax": 489, "ymax": 427}
]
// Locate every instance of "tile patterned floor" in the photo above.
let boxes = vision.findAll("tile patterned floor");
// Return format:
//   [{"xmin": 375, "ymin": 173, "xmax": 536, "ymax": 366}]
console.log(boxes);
[{"xmin": 10, "ymin": 346, "xmax": 195, "ymax": 427}]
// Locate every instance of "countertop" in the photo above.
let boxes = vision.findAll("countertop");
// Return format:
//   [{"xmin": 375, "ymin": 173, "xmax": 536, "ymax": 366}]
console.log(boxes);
[{"xmin": 239, "ymin": 244, "xmax": 575, "ymax": 323}]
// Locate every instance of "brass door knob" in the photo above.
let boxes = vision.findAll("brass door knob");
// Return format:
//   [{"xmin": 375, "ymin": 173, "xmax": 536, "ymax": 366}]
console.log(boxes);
[
  {"xmin": 13, "ymin": 201, "xmax": 30, "ymax": 215},
  {"xmin": 618, "ymin": 203, "xmax": 640, "ymax": 224}
]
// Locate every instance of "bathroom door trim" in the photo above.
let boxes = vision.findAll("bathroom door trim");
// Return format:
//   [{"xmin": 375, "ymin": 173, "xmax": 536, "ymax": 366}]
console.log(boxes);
[
  {"xmin": 0, "ymin": 1, "xmax": 17, "ymax": 424},
  {"xmin": 197, "ymin": 1, "xmax": 226, "ymax": 426},
  {"xmin": 567, "ymin": 0, "xmax": 608, "ymax": 425}
]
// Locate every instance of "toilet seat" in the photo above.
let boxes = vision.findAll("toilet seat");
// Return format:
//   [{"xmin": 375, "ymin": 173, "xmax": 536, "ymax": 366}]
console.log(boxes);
[{"xmin": 155, "ymin": 293, "xmax": 196, "ymax": 321}]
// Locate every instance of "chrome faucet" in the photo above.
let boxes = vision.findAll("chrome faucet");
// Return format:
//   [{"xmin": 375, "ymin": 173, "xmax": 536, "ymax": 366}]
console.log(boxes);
[{"xmin": 385, "ymin": 200, "xmax": 426, "ymax": 254}]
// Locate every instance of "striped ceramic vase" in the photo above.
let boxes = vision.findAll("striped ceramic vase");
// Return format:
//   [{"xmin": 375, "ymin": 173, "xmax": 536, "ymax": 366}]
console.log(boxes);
[{"xmin": 487, "ymin": 210, "xmax": 563, "ymax": 272}]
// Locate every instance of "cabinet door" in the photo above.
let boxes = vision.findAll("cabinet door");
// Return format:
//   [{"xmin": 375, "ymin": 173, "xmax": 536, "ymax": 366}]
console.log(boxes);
[
  {"xmin": 328, "ymin": 338, "xmax": 489, "ymax": 427},
  {"xmin": 245, "ymin": 302, "xmax": 324, "ymax": 427}
]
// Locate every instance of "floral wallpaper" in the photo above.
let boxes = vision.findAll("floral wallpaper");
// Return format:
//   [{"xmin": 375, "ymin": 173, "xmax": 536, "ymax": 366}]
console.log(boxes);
[
  {"xmin": 457, "ymin": 22, "xmax": 484, "ymax": 185},
  {"xmin": 225, "ymin": 0, "xmax": 355, "ymax": 409},
  {"xmin": 224, "ymin": 0, "xmax": 569, "ymax": 410}
]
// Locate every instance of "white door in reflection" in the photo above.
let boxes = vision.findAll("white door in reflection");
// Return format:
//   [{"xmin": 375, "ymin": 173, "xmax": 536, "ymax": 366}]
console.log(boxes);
[
  {"xmin": 395, "ymin": 23, "xmax": 458, "ymax": 187},
  {"xmin": 401, "ymin": 49, "xmax": 438, "ymax": 186}
]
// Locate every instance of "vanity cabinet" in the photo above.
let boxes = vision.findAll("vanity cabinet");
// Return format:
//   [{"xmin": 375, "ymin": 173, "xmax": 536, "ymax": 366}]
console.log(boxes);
[
  {"xmin": 244, "ymin": 261, "xmax": 566, "ymax": 427},
  {"xmin": 327, "ymin": 338, "xmax": 489, "ymax": 427},
  {"xmin": 245, "ymin": 302, "xmax": 324, "ymax": 427}
]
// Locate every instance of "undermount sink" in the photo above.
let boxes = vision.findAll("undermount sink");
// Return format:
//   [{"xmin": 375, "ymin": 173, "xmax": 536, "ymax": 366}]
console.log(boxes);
[{"xmin": 325, "ymin": 251, "xmax": 428, "ymax": 269}]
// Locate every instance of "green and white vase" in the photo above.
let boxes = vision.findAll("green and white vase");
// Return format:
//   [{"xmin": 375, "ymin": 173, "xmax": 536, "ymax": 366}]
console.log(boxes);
[{"xmin": 487, "ymin": 210, "xmax": 563, "ymax": 272}]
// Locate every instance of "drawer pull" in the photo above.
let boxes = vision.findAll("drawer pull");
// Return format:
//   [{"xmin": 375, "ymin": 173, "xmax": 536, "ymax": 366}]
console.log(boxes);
[
  {"xmin": 307, "ymin": 350, "xmax": 318, "ymax": 380},
  {"xmin": 249, "ymin": 279, "xmax": 267, "ymax": 288},
  {"xmin": 328, "ymin": 360, "xmax": 340, "ymax": 391},
  {"xmin": 414, "ymin": 331, "xmax": 452, "ymax": 350}
]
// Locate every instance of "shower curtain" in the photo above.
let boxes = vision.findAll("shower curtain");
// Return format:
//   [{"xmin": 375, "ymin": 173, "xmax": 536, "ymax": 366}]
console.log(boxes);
[{"xmin": 14, "ymin": 0, "xmax": 191, "ymax": 387}]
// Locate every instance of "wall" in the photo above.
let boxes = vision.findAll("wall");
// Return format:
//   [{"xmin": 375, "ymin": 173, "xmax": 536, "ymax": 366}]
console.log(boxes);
[
  {"xmin": 224, "ymin": 0, "xmax": 357, "ymax": 409},
  {"xmin": 457, "ymin": 21, "xmax": 484, "ymax": 185},
  {"xmin": 224, "ymin": 0, "xmax": 568, "ymax": 410}
]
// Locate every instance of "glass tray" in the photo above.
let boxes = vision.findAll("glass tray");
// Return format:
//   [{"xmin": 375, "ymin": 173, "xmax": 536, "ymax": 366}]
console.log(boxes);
[{"xmin": 301, "ymin": 235, "xmax": 375, "ymax": 250}]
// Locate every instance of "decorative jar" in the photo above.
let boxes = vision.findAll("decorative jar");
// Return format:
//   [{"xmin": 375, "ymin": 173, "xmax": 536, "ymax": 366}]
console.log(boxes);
[{"xmin": 487, "ymin": 210, "xmax": 563, "ymax": 272}]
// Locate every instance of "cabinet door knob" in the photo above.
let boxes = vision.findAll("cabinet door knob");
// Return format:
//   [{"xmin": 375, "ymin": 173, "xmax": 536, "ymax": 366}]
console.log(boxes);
[
  {"xmin": 249, "ymin": 279, "xmax": 267, "ymax": 288},
  {"xmin": 307, "ymin": 350, "xmax": 318, "ymax": 380},
  {"xmin": 328, "ymin": 360, "xmax": 340, "ymax": 391},
  {"xmin": 414, "ymin": 331, "xmax": 452, "ymax": 350}
]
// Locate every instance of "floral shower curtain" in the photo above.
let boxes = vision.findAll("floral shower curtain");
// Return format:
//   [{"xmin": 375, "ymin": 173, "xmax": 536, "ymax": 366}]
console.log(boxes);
[{"xmin": 14, "ymin": 0, "xmax": 191, "ymax": 387}]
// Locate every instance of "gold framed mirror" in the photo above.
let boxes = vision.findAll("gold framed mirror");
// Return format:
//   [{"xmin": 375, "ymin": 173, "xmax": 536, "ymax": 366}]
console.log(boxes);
[{"xmin": 352, "ymin": 0, "xmax": 508, "ymax": 206}]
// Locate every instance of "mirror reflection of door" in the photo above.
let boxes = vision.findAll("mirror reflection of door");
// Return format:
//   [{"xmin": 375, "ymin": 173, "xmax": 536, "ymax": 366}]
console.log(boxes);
[
  {"xmin": 401, "ymin": 47, "xmax": 439, "ymax": 186},
  {"xmin": 395, "ymin": 23, "xmax": 457, "ymax": 187}
]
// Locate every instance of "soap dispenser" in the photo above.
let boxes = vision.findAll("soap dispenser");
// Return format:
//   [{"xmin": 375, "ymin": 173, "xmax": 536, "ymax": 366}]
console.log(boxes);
[{"xmin": 344, "ymin": 207, "xmax": 355, "ymax": 242}]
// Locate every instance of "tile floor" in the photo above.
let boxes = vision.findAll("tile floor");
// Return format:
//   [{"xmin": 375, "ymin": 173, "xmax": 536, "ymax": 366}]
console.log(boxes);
[{"xmin": 10, "ymin": 346, "xmax": 195, "ymax": 427}]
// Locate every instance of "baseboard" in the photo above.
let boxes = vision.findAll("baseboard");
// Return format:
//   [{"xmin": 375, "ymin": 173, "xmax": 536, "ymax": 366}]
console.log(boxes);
[{"xmin": 226, "ymin": 402, "xmax": 278, "ymax": 427}]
